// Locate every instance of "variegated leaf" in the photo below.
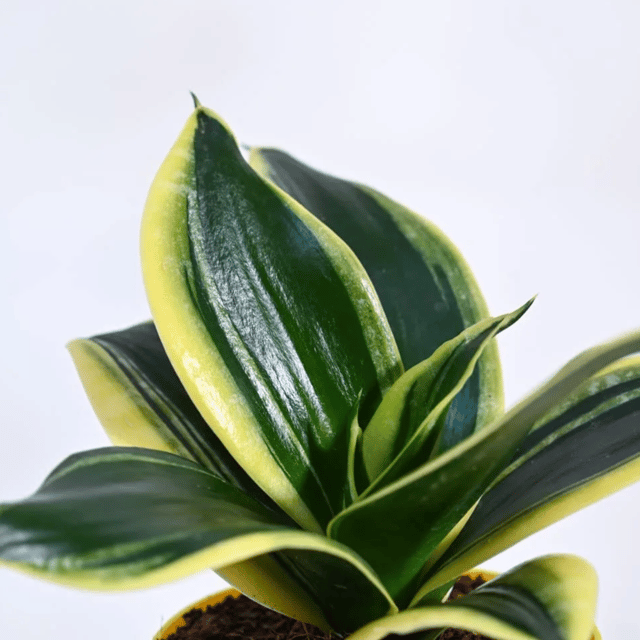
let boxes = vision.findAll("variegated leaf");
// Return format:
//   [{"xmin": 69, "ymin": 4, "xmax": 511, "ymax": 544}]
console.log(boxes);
[
  {"xmin": 419, "ymin": 356, "xmax": 640, "ymax": 595},
  {"xmin": 329, "ymin": 328, "xmax": 640, "ymax": 602},
  {"xmin": 362, "ymin": 300, "xmax": 532, "ymax": 487},
  {"xmin": 0, "ymin": 448, "xmax": 395, "ymax": 634},
  {"xmin": 142, "ymin": 106, "xmax": 403, "ymax": 531},
  {"xmin": 250, "ymin": 148, "xmax": 503, "ymax": 455},
  {"xmin": 68, "ymin": 322, "xmax": 272, "ymax": 504},
  {"xmin": 349, "ymin": 556, "xmax": 597, "ymax": 640}
]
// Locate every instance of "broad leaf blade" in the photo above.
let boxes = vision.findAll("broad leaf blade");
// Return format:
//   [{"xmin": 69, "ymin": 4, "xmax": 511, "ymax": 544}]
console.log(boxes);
[
  {"xmin": 348, "ymin": 556, "xmax": 597, "ymax": 640},
  {"xmin": 420, "ymin": 357, "xmax": 640, "ymax": 594},
  {"xmin": 68, "ymin": 322, "xmax": 271, "ymax": 503},
  {"xmin": 70, "ymin": 323, "xmax": 305, "ymax": 619},
  {"xmin": 329, "ymin": 328, "xmax": 640, "ymax": 602},
  {"xmin": 362, "ymin": 301, "xmax": 532, "ymax": 486},
  {"xmin": 0, "ymin": 448, "xmax": 395, "ymax": 634},
  {"xmin": 251, "ymin": 148, "xmax": 503, "ymax": 449},
  {"xmin": 142, "ymin": 107, "xmax": 402, "ymax": 531}
]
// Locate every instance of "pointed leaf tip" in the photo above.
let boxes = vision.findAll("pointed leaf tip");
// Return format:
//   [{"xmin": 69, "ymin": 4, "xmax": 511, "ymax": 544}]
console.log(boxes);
[{"xmin": 190, "ymin": 92, "xmax": 201, "ymax": 108}]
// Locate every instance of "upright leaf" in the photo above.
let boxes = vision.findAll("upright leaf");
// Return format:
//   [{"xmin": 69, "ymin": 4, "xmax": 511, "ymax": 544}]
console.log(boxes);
[
  {"xmin": 250, "ymin": 148, "xmax": 504, "ymax": 443},
  {"xmin": 362, "ymin": 301, "xmax": 532, "ymax": 486},
  {"xmin": 141, "ymin": 107, "xmax": 402, "ymax": 531}
]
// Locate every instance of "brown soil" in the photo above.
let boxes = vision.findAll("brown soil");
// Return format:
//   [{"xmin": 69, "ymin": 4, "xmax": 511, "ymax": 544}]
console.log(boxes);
[
  {"xmin": 439, "ymin": 575, "xmax": 493, "ymax": 640},
  {"xmin": 163, "ymin": 576, "xmax": 491, "ymax": 640},
  {"xmin": 163, "ymin": 593, "xmax": 334, "ymax": 640}
]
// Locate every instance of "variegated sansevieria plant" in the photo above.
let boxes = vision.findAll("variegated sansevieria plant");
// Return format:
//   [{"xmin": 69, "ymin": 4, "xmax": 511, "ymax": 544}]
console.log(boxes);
[{"xmin": 2, "ymin": 99, "xmax": 640, "ymax": 640}]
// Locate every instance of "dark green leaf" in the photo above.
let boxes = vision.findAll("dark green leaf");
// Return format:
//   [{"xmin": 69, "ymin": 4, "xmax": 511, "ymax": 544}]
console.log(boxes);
[
  {"xmin": 423, "ymin": 357, "xmax": 640, "ymax": 592},
  {"xmin": 349, "ymin": 556, "xmax": 598, "ymax": 640},
  {"xmin": 362, "ymin": 301, "xmax": 532, "ymax": 488},
  {"xmin": 142, "ymin": 107, "xmax": 402, "ymax": 531},
  {"xmin": 69, "ymin": 322, "xmax": 274, "ymax": 506},
  {"xmin": 0, "ymin": 448, "xmax": 395, "ymax": 634},
  {"xmin": 329, "ymin": 329, "xmax": 640, "ymax": 602},
  {"xmin": 251, "ymin": 148, "xmax": 504, "ymax": 456}
]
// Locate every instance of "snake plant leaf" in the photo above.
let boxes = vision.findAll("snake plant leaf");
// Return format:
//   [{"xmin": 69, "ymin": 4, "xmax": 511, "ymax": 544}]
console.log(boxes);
[
  {"xmin": 250, "ymin": 147, "xmax": 503, "ymax": 460},
  {"xmin": 69, "ymin": 323, "xmax": 330, "ymax": 625},
  {"xmin": 0, "ymin": 447, "xmax": 396, "ymax": 634},
  {"xmin": 418, "ymin": 356, "xmax": 640, "ymax": 596},
  {"xmin": 68, "ymin": 321, "xmax": 274, "ymax": 505},
  {"xmin": 141, "ymin": 107, "xmax": 403, "ymax": 533},
  {"xmin": 329, "ymin": 328, "xmax": 640, "ymax": 603},
  {"xmin": 362, "ymin": 300, "xmax": 533, "ymax": 487},
  {"xmin": 349, "ymin": 556, "xmax": 598, "ymax": 640}
]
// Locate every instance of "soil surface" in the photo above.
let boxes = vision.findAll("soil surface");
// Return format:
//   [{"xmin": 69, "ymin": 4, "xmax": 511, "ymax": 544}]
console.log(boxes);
[
  {"xmin": 163, "ymin": 576, "xmax": 492, "ymax": 640},
  {"xmin": 163, "ymin": 593, "xmax": 334, "ymax": 640},
  {"xmin": 439, "ymin": 575, "xmax": 493, "ymax": 640}
]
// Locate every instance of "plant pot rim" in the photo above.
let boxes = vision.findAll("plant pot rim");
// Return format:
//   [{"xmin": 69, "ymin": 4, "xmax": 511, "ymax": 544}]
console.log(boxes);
[{"xmin": 154, "ymin": 587, "xmax": 241, "ymax": 640}]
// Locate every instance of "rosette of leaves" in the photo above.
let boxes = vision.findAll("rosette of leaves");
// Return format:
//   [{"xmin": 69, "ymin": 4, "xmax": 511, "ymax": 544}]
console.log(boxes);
[{"xmin": 2, "ymin": 100, "xmax": 640, "ymax": 640}]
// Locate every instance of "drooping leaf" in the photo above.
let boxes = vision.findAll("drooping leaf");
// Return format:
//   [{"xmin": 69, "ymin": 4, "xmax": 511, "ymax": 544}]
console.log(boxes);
[
  {"xmin": 362, "ymin": 300, "xmax": 533, "ymax": 487},
  {"xmin": 328, "ymin": 328, "xmax": 640, "ymax": 602},
  {"xmin": 348, "ymin": 556, "xmax": 598, "ymax": 640},
  {"xmin": 68, "ymin": 322, "xmax": 273, "ymax": 504},
  {"xmin": 0, "ymin": 448, "xmax": 395, "ymax": 634},
  {"xmin": 419, "ymin": 356, "xmax": 640, "ymax": 595},
  {"xmin": 250, "ymin": 148, "xmax": 503, "ymax": 456},
  {"xmin": 141, "ymin": 107, "xmax": 403, "ymax": 531}
]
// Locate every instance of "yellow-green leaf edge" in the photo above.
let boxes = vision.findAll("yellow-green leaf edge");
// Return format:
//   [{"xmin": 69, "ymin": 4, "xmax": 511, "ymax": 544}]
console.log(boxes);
[
  {"xmin": 0, "ymin": 528, "xmax": 396, "ymax": 621},
  {"xmin": 359, "ymin": 184, "xmax": 505, "ymax": 433},
  {"xmin": 416, "ymin": 350, "xmax": 640, "ymax": 598},
  {"xmin": 68, "ymin": 339, "xmax": 184, "ymax": 452},
  {"xmin": 67, "ymin": 339, "xmax": 335, "ymax": 627},
  {"xmin": 141, "ymin": 106, "xmax": 401, "ymax": 533},
  {"xmin": 350, "ymin": 556, "xmax": 598, "ymax": 640}
]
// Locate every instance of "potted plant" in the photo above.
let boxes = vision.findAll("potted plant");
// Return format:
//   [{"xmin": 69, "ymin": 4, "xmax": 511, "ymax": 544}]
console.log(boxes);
[{"xmin": 1, "ymin": 99, "xmax": 638, "ymax": 639}]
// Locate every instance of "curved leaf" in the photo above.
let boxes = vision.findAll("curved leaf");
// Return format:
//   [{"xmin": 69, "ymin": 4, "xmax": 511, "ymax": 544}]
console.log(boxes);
[
  {"xmin": 329, "ymin": 328, "xmax": 640, "ymax": 602},
  {"xmin": 420, "ymin": 356, "xmax": 640, "ymax": 595},
  {"xmin": 69, "ymin": 323, "xmax": 315, "ymax": 622},
  {"xmin": 216, "ymin": 556, "xmax": 329, "ymax": 629},
  {"xmin": 142, "ymin": 107, "xmax": 402, "ymax": 532},
  {"xmin": 362, "ymin": 300, "xmax": 532, "ymax": 487},
  {"xmin": 345, "ymin": 402, "xmax": 365, "ymax": 505},
  {"xmin": 68, "ymin": 322, "xmax": 272, "ymax": 504},
  {"xmin": 348, "ymin": 556, "xmax": 597, "ymax": 640},
  {"xmin": 250, "ymin": 148, "xmax": 503, "ymax": 453},
  {"xmin": 0, "ymin": 448, "xmax": 395, "ymax": 634}
]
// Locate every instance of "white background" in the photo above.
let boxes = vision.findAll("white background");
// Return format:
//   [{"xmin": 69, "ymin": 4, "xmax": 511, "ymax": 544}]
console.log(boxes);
[{"xmin": 2, "ymin": 1, "xmax": 640, "ymax": 638}]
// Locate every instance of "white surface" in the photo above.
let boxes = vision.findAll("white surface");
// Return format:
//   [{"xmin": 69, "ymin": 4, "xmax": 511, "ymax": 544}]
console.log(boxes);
[{"xmin": 1, "ymin": 1, "xmax": 640, "ymax": 637}]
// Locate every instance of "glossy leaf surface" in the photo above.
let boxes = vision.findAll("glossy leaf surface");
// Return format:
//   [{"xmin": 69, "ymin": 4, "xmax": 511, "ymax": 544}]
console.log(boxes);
[
  {"xmin": 363, "ymin": 301, "xmax": 532, "ymax": 487},
  {"xmin": 349, "ymin": 556, "xmax": 597, "ymax": 640},
  {"xmin": 142, "ymin": 108, "xmax": 402, "ymax": 531},
  {"xmin": 330, "ymin": 328, "xmax": 640, "ymax": 601},
  {"xmin": 251, "ymin": 148, "xmax": 503, "ymax": 458},
  {"xmin": 70, "ymin": 324, "xmax": 328, "ymax": 620},
  {"xmin": 69, "ymin": 322, "xmax": 271, "ymax": 503},
  {"xmin": 0, "ymin": 448, "xmax": 395, "ymax": 633},
  {"xmin": 422, "ymin": 357, "xmax": 640, "ymax": 593}
]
